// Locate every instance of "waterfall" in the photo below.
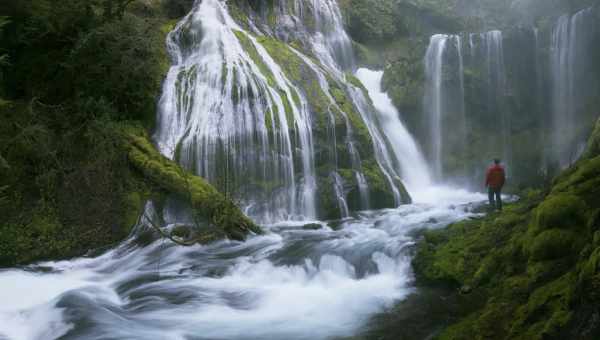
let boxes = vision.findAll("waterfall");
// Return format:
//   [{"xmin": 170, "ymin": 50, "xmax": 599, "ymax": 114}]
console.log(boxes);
[
  {"xmin": 355, "ymin": 69, "xmax": 432, "ymax": 192},
  {"xmin": 483, "ymin": 31, "xmax": 510, "ymax": 175},
  {"xmin": 550, "ymin": 7, "xmax": 597, "ymax": 168},
  {"xmin": 154, "ymin": 0, "xmax": 414, "ymax": 221},
  {"xmin": 423, "ymin": 34, "xmax": 466, "ymax": 181},
  {"xmin": 154, "ymin": 0, "xmax": 317, "ymax": 221},
  {"xmin": 424, "ymin": 35, "xmax": 447, "ymax": 180},
  {"xmin": 246, "ymin": 0, "xmax": 355, "ymax": 74}
]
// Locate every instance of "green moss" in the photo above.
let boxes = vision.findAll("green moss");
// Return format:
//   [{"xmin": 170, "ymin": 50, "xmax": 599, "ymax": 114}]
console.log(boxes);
[
  {"xmin": 583, "ymin": 118, "xmax": 600, "ymax": 159},
  {"xmin": 233, "ymin": 30, "xmax": 277, "ymax": 87},
  {"xmin": 120, "ymin": 126, "xmax": 262, "ymax": 239},
  {"xmin": 328, "ymin": 81, "xmax": 373, "ymax": 154},
  {"xmin": 527, "ymin": 229, "xmax": 580, "ymax": 261},
  {"xmin": 530, "ymin": 194, "xmax": 588, "ymax": 233},
  {"xmin": 159, "ymin": 20, "xmax": 179, "ymax": 75},
  {"xmin": 256, "ymin": 35, "xmax": 304, "ymax": 82},
  {"xmin": 121, "ymin": 190, "xmax": 146, "ymax": 233}
]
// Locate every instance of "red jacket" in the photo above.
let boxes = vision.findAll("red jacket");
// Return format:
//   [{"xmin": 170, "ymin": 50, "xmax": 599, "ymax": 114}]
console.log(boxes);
[{"xmin": 486, "ymin": 164, "xmax": 506, "ymax": 189}]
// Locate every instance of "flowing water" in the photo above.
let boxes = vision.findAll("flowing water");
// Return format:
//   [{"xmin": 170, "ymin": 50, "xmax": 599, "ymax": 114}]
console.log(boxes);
[
  {"xmin": 0, "ymin": 1, "xmax": 496, "ymax": 339},
  {"xmin": 154, "ymin": 0, "xmax": 318, "ymax": 222},
  {"xmin": 550, "ymin": 7, "xmax": 598, "ymax": 168},
  {"xmin": 423, "ymin": 34, "xmax": 466, "ymax": 180},
  {"xmin": 0, "ymin": 190, "xmax": 485, "ymax": 340},
  {"xmin": 425, "ymin": 30, "xmax": 515, "ymax": 183},
  {"xmin": 355, "ymin": 69, "xmax": 431, "ymax": 192}
]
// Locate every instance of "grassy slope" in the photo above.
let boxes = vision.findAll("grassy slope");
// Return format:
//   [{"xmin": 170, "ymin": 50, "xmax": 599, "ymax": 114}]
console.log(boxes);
[{"xmin": 412, "ymin": 119, "xmax": 600, "ymax": 339}]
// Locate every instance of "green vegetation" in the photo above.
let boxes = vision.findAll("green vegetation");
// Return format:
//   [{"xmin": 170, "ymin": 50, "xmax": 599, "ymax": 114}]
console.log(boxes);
[
  {"xmin": 123, "ymin": 126, "xmax": 261, "ymax": 239},
  {"xmin": 0, "ymin": 0, "xmax": 259, "ymax": 267},
  {"xmin": 412, "ymin": 120, "xmax": 600, "ymax": 339}
]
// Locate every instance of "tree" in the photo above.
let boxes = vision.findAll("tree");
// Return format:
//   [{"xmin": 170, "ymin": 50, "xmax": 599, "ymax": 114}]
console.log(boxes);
[{"xmin": 100, "ymin": 0, "xmax": 137, "ymax": 21}]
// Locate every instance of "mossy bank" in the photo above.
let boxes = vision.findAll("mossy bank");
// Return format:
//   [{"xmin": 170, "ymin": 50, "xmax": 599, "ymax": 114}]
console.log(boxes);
[{"xmin": 410, "ymin": 119, "xmax": 600, "ymax": 339}]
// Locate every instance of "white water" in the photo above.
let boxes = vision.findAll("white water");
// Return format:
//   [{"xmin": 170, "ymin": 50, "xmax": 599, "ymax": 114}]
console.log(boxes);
[
  {"xmin": 154, "ymin": 0, "xmax": 415, "ymax": 221},
  {"xmin": 423, "ymin": 35, "xmax": 452, "ymax": 180},
  {"xmin": 550, "ymin": 7, "xmax": 597, "ymax": 168},
  {"xmin": 483, "ymin": 31, "xmax": 510, "ymax": 175},
  {"xmin": 355, "ymin": 69, "xmax": 432, "ymax": 191},
  {"xmin": 154, "ymin": 0, "xmax": 317, "ymax": 222},
  {"xmin": 0, "ymin": 191, "xmax": 486, "ymax": 340}
]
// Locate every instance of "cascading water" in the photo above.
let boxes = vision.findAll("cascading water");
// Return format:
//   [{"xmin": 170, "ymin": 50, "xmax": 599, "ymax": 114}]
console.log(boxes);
[
  {"xmin": 423, "ymin": 34, "xmax": 466, "ymax": 181},
  {"xmin": 154, "ymin": 0, "xmax": 325, "ymax": 222},
  {"xmin": 155, "ymin": 0, "xmax": 414, "ymax": 221},
  {"xmin": 0, "ymin": 197, "xmax": 485, "ymax": 340},
  {"xmin": 355, "ymin": 69, "xmax": 431, "ymax": 192},
  {"xmin": 550, "ymin": 7, "xmax": 598, "ymax": 168},
  {"xmin": 482, "ymin": 31, "xmax": 511, "ymax": 175}
]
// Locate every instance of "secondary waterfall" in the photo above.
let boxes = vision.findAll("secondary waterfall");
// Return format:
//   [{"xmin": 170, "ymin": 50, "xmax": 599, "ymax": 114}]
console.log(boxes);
[
  {"xmin": 550, "ymin": 7, "xmax": 598, "ymax": 168},
  {"xmin": 423, "ymin": 30, "xmax": 515, "ymax": 184},
  {"xmin": 356, "ymin": 69, "xmax": 432, "ymax": 192},
  {"xmin": 423, "ymin": 34, "xmax": 466, "ymax": 181},
  {"xmin": 480, "ymin": 31, "xmax": 510, "ymax": 175}
]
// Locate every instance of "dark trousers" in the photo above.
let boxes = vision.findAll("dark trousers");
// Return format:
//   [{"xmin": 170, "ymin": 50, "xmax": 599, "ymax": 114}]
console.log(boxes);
[{"xmin": 488, "ymin": 187, "xmax": 502, "ymax": 211}]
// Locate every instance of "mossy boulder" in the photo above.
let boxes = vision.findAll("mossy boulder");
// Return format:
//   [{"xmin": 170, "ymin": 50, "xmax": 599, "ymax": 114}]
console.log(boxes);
[
  {"xmin": 120, "ymin": 126, "xmax": 262, "ymax": 240},
  {"xmin": 530, "ymin": 194, "xmax": 588, "ymax": 233},
  {"xmin": 583, "ymin": 118, "xmax": 600, "ymax": 159},
  {"xmin": 527, "ymin": 229, "xmax": 581, "ymax": 262}
]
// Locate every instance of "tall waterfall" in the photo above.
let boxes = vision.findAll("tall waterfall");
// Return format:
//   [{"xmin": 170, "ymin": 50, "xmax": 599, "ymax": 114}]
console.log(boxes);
[
  {"xmin": 423, "ymin": 34, "xmax": 466, "ymax": 181},
  {"xmin": 423, "ymin": 30, "xmax": 515, "ymax": 184},
  {"xmin": 155, "ymin": 0, "xmax": 410, "ymax": 222},
  {"xmin": 550, "ymin": 7, "xmax": 598, "ymax": 168},
  {"xmin": 482, "ymin": 31, "xmax": 510, "ymax": 175}
]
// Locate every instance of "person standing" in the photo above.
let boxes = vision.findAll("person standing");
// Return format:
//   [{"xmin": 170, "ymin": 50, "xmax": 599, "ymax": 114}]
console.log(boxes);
[{"xmin": 485, "ymin": 159, "xmax": 506, "ymax": 211}]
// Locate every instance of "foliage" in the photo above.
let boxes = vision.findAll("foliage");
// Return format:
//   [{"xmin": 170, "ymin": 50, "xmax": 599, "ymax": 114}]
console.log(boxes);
[
  {"xmin": 341, "ymin": 0, "xmax": 400, "ymax": 44},
  {"xmin": 0, "ymin": 0, "xmax": 255, "ymax": 266},
  {"xmin": 1, "ymin": 0, "xmax": 168, "ymax": 123},
  {"xmin": 162, "ymin": 0, "xmax": 195, "ymax": 19}
]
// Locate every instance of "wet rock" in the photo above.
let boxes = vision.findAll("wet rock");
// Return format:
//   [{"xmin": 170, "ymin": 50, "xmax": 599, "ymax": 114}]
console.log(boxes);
[
  {"xmin": 171, "ymin": 224, "xmax": 193, "ymax": 239},
  {"xmin": 327, "ymin": 220, "xmax": 345, "ymax": 230},
  {"xmin": 302, "ymin": 223, "xmax": 323, "ymax": 230}
]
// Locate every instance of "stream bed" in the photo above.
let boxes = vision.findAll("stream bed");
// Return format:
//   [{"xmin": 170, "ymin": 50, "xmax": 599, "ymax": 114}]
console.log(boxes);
[{"xmin": 0, "ymin": 189, "xmax": 485, "ymax": 340}]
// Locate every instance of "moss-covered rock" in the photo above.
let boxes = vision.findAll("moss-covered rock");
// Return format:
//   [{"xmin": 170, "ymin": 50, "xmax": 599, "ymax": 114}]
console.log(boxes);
[
  {"xmin": 527, "ymin": 229, "xmax": 580, "ymax": 262},
  {"xmin": 120, "ymin": 126, "xmax": 262, "ymax": 240},
  {"xmin": 530, "ymin": 194, "xmax": 588, "ymax": 233}
]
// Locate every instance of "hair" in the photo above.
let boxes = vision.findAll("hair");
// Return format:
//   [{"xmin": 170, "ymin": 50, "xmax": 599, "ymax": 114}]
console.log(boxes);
[{"xmin": 494, "ymin": 159, "xmax": 501, "ymax": 165}]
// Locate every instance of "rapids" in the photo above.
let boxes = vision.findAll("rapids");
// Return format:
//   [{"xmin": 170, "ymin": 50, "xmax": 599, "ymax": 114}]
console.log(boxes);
[{"xmin": 0, "ymin": 190, "xmax": 485, "ymax": 340}]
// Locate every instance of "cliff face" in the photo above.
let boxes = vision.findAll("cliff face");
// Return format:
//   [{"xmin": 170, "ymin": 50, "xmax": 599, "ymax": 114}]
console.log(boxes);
[
  {"xmin": 342, "ymin": 0, "xmax": 600, "ymax": 189},
  {"xmin": 155, "ymin": 0, "xmax": 412, "ymax": 223},
  {"xmin": 412, "ymin": 119, "xmax": 600, "ymax": 339}
]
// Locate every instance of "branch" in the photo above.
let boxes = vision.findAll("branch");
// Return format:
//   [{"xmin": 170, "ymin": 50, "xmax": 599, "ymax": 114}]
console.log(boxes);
[{"xmin": 142, "ymin": 211, "xmax": 215, "ymax": 246}]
